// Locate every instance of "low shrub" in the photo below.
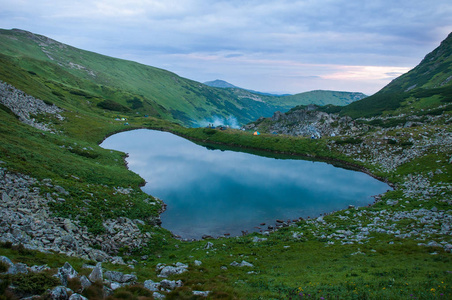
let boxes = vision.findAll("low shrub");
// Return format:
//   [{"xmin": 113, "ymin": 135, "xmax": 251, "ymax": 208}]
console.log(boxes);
[{"xmin": 11, "ymin": 272, "xmax": 60, "ymax": 296}]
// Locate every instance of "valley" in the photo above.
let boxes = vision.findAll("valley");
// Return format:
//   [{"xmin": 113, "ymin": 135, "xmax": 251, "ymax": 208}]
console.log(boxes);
[{"xmin": 0, "ymin": 29, "xmax": 451, "ymax": 299}]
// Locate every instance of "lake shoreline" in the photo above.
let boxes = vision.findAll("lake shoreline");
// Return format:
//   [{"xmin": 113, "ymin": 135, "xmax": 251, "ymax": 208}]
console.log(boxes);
[{"xmin": 101, "ymin": 128, "xmax": 392, "ymax": 241}]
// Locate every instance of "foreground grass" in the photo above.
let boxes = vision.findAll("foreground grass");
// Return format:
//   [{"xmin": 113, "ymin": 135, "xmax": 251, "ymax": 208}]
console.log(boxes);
[{"xmin": 1, "ymin": 232, "xmax": 451, "ymax": 299}]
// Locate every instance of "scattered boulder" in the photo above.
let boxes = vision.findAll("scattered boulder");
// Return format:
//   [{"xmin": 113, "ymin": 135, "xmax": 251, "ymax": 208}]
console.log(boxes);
[
  {"xmin": 157, "ymin": 262, "xmax": 188, "ymax": 278},
  {"xmin": 160, "ymin": 279, "xmax": 183, "ymax": 290},
  {"xmin": 56, "ymin": 262, "xmax": 78, "ymax": 286},
  {"xmin": 204, "ymin": 242, "xmax": 214, "ymax": 249},
  {"xmin": 104, "ymin": 270, "xmax": 137, "ymax": 283},
  {"xmin": 153, "ymin": 292, "xmax": 165, "ymax": 300},
  {"xmin": 0, "ymin": 256, "xmax": 13, "ymax": 273},
  {"xmin": 193, "ymin": 291, "xmax": 211, "ymax": 297},
  {"xmin": 252, "ymin": 236, "xmax": 267, "ymax": 242},
  {"xmin": 68, "ymin": 294, "xmax": 87, "ymax": 300},
  {"xmin": 194, "ymin": 260, "xmax": 202, "ymax": 266},
  {"xmin": 79, "ymin": 275, "xmax": 91, "ymax": 290},
  {"xmin": 230, "ymin": 260, "xmax": 254, "ymax": 267},
  {"xmin": 49, "ymin": 286, "xmax": 68, "ymax": 300},
  {"xmin": 88, "ymin": 262, "xmax": 103, "ymax": 282},
  {"xmin": 8, "ymin": 262, "xmax": 28, "ymax": 275},
  {"xmin": 144, "ymin": 279, "xmax": 160, "ymax": 292}
]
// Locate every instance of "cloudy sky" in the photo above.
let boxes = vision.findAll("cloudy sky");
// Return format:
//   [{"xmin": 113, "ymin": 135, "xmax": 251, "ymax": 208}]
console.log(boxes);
[{"xmin": 1, "ymin": 0, "xmax": 451, "ymax": 95}]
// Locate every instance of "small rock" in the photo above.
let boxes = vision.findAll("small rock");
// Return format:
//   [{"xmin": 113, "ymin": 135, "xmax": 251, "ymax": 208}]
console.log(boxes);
[
  {"xmin": 204, "ymin": 242, "xmax": 214, "ymax": 250},
  {"xmin": 252, "ymin": 236, "xmax": 267, "ymax": 243},
  {"xmin": 230, "ymin": 260, "xmax": 253, "ymax": 267},
  {"xmin": 193, "ymin": 291, "xmax": 210, "ymax": 297},
  {"xmin": 54, "ymin": 185, "xmax": 69, "ymax": 195},
  {"xmin": 194, "ymin": 260, "xmax": 202, "ymax": 266}
]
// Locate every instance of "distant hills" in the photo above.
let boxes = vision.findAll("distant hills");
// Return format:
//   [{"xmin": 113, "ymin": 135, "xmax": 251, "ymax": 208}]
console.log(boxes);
[
  {"xmin": 0, "ymin": 28, "xmax": 365, "ymax": 127},
  {"xmin": 204, "ymin": 79, "xmax": 366, "ymax": 107},
  {"xmin": 204, "ymin": 79, "xmax": 239, "ymax": 89}
]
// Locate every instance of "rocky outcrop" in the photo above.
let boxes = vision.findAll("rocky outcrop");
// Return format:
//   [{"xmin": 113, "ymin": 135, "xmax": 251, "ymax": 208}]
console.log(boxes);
[
  {"xmin": 244, "ymin": 105, "xmax": 368, "ymax": 137},
  {"xmin": 0, "ymin": 258, "xmax": 208, "ymax": 299},
  {"xmin": 0, "ymin": 81, "xmax": 64, "ymax": 132},
  {"xmin": 329, "ymin": 124, "xmax": 452, "ymax": 173},
  {"xmin": 291, "ymin": 206, "xmax": 452, "ymax": 253},
  {"xmin": 0, "ymin": 167, "xmax": 151, "ymax": 263},
  {"xmin": 0, "ymin": 259, "xmax": 137, "ymax": 299},
  {"xmin": 156, "ymin": 262, "xmax": 188, "ymax": 278}
]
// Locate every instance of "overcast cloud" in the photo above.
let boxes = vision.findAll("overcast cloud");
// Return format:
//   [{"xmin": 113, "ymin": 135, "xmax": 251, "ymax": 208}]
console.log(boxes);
[{"xmin": 1, "ymin": 0, "xmax": 451, "ymax": 94}]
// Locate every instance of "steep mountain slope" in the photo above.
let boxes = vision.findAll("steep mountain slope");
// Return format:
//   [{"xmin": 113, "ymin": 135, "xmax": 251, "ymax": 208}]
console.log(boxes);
[
  {"xmin": 0, "ymin": 29, "xmax": 367, "ymax": 126},
  {"xmin": 341, "ymin": 32, "xmax": 452, "ymax": 118},
  {"xmin": 247, "ymin": 32, "xmax": 452, "ymax": 137},
  {"xmin": 0, "ymin": 29, "xmax": 285, "ymax": 126}
]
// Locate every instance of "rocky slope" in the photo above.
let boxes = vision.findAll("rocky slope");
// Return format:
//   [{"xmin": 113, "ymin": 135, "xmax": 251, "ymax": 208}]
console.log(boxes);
[
  {"xmin": 0, "ymin": 80, "xmax": 64, "ymax": 132},
  {"xmin": 244, "ymin": 104, "xmax": 368, "ymax": 137},
  {"xmin": 0, "ymin": 167, "xmax": 151, "ymax": 264}
]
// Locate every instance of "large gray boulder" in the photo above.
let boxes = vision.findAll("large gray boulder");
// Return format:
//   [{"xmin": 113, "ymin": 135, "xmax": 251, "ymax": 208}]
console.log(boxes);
[
  {"xmin": 88, "ymin": 262, "xmax": 103, "ymax": 282},
  {"xmin": 49, "ymin": 286, "xmax": 68, "ymax": 300},
  {"xmin": 56, "ymin": 262, "xmax": 78, "ymax": 286},
  {"xmin": 79, "ymin": 275, "xmax": 92, "ymax": 290},
  {"xmin": 144, "ymin": 279, "xmax": 160, "ymax": 292},
  {"xmin": 0, "ymin": 256, "xmax": 13, "ymax": 271},
  {"xmin": 8, "ymin": 262, "xmax": 29, "ymax": 275},
  {"xmin": 68, "ymin": 294, "xmax": 88, "ymax": 300},
  {"xmin": 104, "ymin": 270, "xmax": 137, "ymax": 283},
  {"xmin": 157, "ymin": 263, "xmax": 188, "ymax": 278},
  {"xmin": 160, "ymin": 279, "xmax": 183, "ymax": 290}
]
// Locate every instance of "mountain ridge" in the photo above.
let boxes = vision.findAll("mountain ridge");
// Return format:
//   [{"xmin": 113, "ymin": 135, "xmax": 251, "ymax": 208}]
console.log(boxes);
[
  {"xmin": 340, "ymin": 31, "xmax": 452, "ymax": 118},
  {"xmin": 0, "ymin": 28, "xmax": 362, "ymax": 127}
]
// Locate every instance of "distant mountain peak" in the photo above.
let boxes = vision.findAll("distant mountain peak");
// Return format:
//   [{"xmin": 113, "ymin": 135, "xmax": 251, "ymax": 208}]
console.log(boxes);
[{"xmin": 203, "ymin": 79, "xmax": 238, "ymax": 89}]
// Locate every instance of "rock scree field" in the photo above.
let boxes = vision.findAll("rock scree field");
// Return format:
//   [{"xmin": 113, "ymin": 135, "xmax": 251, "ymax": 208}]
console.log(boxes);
[{"xmin": 0, "ymin": 29, "xmax": 451, "ymax": 299}]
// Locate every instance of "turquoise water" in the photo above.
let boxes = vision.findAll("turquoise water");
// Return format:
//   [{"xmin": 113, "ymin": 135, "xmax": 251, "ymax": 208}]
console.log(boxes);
[{"xmin": 101, "ymin": 129, "xmax": 390, "ymax": 239}]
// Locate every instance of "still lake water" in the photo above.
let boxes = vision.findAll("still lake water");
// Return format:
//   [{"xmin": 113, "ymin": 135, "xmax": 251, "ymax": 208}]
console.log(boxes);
[{"xmin": 101, "ymin": 129, "xmax": 390, "ymax": 239}]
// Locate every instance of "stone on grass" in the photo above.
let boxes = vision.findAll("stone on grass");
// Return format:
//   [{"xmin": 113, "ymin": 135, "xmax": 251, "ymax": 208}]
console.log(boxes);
[{"xmin": 88, "ymin": 262, "xmax": 103, "ymax": 282}]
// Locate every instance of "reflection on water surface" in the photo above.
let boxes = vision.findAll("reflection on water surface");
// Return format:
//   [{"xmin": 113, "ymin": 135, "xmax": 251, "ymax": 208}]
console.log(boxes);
[{"xmin": 101, "ymin": 129, "xmax": 390, "ymax": 239}]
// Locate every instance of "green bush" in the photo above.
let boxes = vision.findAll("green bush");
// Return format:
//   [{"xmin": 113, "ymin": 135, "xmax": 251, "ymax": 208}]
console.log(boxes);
[
  {"xmin": 97, "ymin": 100, "xmax": 131, "ymax": 112},
  {"xmin": 11, "ymin": 272, "xmax": 60, "ymax": 295},
  {"xmin": 0, "ymin": 261, "xmax": 9, "ymax": 273}
]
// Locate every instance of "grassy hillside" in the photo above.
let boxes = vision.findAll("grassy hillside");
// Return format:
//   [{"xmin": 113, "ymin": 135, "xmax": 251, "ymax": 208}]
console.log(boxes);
[
  {"xmin": 0, "ymin": 29, "xmax": 362, "ymax": 128},
  {"xmin": 0, "ymin": 29, "xmax": 285, "ymax": 126},
  {"xmin": 341, "ymin": 32, "xmax": 452, "ymax": 118},
  {"xmin": 0, "ymin": 29, "xmax": 451, "ymax": 299},
  {"xmin": 278, "ymin": 90, "xmax": 366, "ymax": 107}
]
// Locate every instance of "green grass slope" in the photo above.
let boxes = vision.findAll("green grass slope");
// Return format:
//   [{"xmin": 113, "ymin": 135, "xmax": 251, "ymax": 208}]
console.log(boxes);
[
  {"xmin": 0, "ymin": 28, "xmax": 285, "ymax": 126},
  {"xmin": 1, "ymin": 29, "xmax": 451, "ymax": 299},
  {"xmin": 341, "ymin": 32, "xmax": 452, "ymax": 118},
  {"xmin": 279, "ymin": 90, "xmax": 366, "ymax": 107}
]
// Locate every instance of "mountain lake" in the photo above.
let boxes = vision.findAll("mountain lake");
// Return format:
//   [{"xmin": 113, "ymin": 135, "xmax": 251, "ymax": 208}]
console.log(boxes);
[{"xmin": 101, "ymin": 129, "xmax": 391, "ymax": 239}]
